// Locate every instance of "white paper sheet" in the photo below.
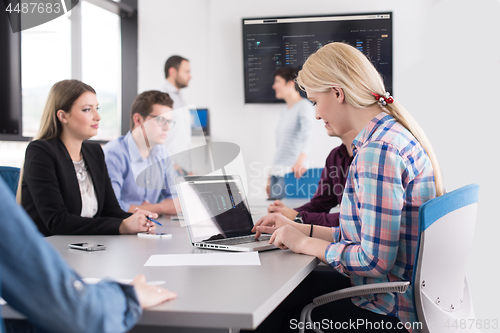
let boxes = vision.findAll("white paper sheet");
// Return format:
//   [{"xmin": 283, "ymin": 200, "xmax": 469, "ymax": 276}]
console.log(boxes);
[{"xmin": 144, "ymin": 252, "xmax": 261, "ymax": 267}]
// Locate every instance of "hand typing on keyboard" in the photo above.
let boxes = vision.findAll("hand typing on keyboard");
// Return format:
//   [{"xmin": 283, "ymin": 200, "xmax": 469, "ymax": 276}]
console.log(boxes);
[
  {"xmin": 205, "ymin": 234, "xmax": 271, "ymax": 245},
  {"xmin": 252, "ymin": 212, "xmax": 296, "ymax": 240}
]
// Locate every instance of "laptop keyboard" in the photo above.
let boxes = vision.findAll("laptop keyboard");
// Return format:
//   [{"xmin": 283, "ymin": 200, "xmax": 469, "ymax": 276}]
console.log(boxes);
[{"xmin": 204, "ymin": 234, "xmax": 271, "ymax": 246}]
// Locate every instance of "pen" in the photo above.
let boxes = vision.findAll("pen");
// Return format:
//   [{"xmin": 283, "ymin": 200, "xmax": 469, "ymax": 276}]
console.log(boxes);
[{"xmin": 146, "ymin": 216, "xmax": 162, "ymax": 226}]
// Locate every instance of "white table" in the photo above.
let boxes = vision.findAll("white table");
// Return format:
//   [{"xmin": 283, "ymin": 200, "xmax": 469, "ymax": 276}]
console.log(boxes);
[{"xmin": 2, "ymin": 216, "xmax": 318, "ymax": 333}]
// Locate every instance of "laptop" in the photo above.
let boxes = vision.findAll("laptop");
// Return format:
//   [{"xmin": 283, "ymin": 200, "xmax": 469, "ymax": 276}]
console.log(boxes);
[{"xmin": 175, "ymin": 175, "xmax": 277, "ymax": 252}]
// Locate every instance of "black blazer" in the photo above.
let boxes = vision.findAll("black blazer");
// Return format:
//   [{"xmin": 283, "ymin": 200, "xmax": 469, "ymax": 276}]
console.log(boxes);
[{"xmin": 21, "ymin": 138, "xmax": 131, "ymax": 236}]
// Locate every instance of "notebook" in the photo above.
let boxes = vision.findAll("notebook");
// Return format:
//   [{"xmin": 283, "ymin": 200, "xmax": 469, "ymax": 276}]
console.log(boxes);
[{"xmin": 175, "ymin": 175, "xmax": 277, "ymax": 252}]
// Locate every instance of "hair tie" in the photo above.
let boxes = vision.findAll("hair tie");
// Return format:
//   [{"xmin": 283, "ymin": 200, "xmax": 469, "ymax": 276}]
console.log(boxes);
[{"xmin": 371, "ymin": 92, "xmax": 394, "ymax": 106}]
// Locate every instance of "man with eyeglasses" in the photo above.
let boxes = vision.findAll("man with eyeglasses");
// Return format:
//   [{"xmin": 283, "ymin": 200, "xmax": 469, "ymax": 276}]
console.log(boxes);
[{"xmin": 103, "ymin": 90, "xmax": 180, "ymax": 215}]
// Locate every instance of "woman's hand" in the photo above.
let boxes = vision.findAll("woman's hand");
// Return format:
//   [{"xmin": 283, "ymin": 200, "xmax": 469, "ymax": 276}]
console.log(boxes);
[
  {"xmin": 253, "ymin": 213, "xmax": 300, "ymax": 239},
  {"xmin": 267, "ymin": 200, "xmax": 299, "ymax": 220},
  {"xmin": 291, "ymin": 153, "xmax": 308, "ymax": 179},
  {"xmin": 266, "ymin": 176, "xmax": 271, "ymax": 197},
  {"xmin": 256, "ymin": 214, "xmax": 331, "ymax": 262},
  {"xmin": 131, "ymin": 274, "xmax": 177, "ymax": 309},
  {"xmin": 271, "ymin": 225, "xmax": 330, "ymax": 262},
  {"xmin": 291, "ymin": 163, "xmax": 307, "ymax": 179},
  {"xmin": 269, "ymin": 224, "xmax": 309, "ymax": 252},
  {"xmin": 119, "ymin": 209, "xmax": 158, "ymax": 234}
]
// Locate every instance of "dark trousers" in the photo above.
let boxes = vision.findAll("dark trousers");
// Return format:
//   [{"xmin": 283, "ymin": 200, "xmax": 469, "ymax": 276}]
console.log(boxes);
[
  {"xmin": 4, "ymin": 319, "xmax": 35, "ymax": 333},
  {"xmin": 244, "ymin": 270, "xmax": 409, "ymax": 332}
]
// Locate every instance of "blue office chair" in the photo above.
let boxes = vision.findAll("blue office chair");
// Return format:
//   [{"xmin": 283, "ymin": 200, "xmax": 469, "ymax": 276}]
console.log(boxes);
[
  {"xmin": 299, "ymin": 184, "xmax": 479, "ymax": 333},
  {"xmin": 0, "ymin": 271, "xmax": 4, "ymax": 333},
  {"xmin": 283, "ymin": 167, "xmax": 323, "ymax": 199},
  {"xmin": 413, "ymin": 184, "xmax": 479, "ymax": 332},
  {"xmin": 0, "ymin": 166, "xmax": 21, "ymax": 195}
]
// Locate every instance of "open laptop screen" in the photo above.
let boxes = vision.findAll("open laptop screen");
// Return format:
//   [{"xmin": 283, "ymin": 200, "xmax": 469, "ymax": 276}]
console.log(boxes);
[{"xmin": 176, "ymin": 176, "xmax": 254, "ymax": 243}]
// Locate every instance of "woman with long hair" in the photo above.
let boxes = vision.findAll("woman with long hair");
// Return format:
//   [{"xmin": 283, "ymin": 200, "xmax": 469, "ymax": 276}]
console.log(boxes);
[
  {"xmin": 250, "ymin": 43, "xmax": 442, "ymax": 332},
  {"xmin": 18, "ymin": 80, "xmax": 157, "ymax": 236}
]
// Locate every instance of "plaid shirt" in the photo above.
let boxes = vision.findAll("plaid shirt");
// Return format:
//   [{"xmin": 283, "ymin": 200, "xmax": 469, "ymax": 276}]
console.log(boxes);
[{"xmin": 325, "ymin": 112, "xmax": 436, "ymax": 332}]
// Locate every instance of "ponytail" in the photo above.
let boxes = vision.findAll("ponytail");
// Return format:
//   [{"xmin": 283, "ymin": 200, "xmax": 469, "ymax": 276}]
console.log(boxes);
[{"xmin": 382, "ymin": 101, "xmax": 445, "ymax": 196}]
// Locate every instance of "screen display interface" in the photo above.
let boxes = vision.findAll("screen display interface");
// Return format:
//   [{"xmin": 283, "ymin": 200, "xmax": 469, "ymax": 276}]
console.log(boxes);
[
  {"xmin": 243, "ymin": 13, "xmax": 393, "ymax": 103},
  {"xmin": 177, "ymin": 176, "xmax": 254, "ymax": 243}
]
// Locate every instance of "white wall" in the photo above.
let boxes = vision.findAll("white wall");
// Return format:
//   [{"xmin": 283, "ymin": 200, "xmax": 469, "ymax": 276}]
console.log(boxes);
[
  {"xmin": 138, "ymin": 0, "xmax": 210, "ymax": 107},
  {"xmin": 139, "ymin": 0, "xmax": 500, "ymax": 322}
]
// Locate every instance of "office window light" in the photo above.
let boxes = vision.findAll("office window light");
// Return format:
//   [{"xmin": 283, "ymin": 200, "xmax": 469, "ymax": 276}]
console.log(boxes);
[
  {"xmin": 21, "ymin": 14, "xmax": 71, "ymax": 138},
  {"xmin": 81, "ymin": 1, "xmax": 121, "ymax": 141},
  {"xmin": 20, "ymin": 0, "xmax": 122, "ymax": 141}
]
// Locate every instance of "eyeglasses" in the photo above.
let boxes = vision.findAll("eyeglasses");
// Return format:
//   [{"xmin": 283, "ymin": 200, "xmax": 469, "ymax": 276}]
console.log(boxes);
[{"xmin": 145, "ymin": 115, "xmax": 175, "ymax": 127}]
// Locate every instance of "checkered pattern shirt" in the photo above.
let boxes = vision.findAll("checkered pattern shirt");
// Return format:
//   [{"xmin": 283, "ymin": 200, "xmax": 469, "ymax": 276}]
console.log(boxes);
[{"xmin": 325, "ymin": 112, "xmax": 436, "ymax": 332}]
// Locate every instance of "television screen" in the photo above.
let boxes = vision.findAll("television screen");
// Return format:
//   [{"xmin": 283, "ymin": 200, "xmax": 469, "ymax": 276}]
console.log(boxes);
[{"xmin": 242, "ymin": 13, "xmax": 393, "ymax": 104}]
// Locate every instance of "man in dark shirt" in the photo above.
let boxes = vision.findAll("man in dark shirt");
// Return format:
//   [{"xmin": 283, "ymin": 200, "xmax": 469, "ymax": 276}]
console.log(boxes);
[{"xmin": 268, "ymin": 129, "xmax": 356, "ymax": 227}]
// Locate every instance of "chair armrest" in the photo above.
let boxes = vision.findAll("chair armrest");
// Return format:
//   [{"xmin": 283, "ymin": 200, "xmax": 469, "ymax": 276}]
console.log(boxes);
[
  {"xmin": 313, "ymin": 281, "xmax": 410, "ymax": 306},
  {"xmin": 299, "ymin": 281, "xmax": 411, "ymax": 333}
]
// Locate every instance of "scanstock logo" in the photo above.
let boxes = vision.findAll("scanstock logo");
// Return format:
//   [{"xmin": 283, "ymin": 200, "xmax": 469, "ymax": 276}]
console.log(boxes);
[{"xmin": 2, "ymin": 0, "xmax": 80, "ymax": 33}]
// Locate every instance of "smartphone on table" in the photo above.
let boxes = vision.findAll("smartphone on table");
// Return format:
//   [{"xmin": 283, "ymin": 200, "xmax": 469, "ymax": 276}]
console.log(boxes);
[{"xmin": 68, "ymin": 243, "xmax": 106, "ymax": 251}]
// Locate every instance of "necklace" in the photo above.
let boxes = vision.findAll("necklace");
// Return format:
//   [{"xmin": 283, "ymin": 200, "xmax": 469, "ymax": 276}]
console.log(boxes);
[{"xmin": 73, "ymin": 159, "xmax": 88, "ymax": 184}]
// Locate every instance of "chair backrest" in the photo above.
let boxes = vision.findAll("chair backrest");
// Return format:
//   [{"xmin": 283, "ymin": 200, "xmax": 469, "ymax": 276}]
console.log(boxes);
[
  {"xmin": 413, "ymin": 184, "xmax": 479, "ymax": 333},
  {"xmin": 283, "ymin": 167, "xmax": 323, "ymax": 198},
  {"xmin": 0, "ymin": 166, "xmax": 21, "ymax": 196},
  {"xmin": 0, "ymin": 269, "xmax": 4, "ymax": 333}
]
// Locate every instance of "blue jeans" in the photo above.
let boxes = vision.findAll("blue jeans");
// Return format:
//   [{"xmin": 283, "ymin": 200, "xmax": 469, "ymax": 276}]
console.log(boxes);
[{"xmin": 270, "ymin": 175, "xmax": 286, "ymax": 199}]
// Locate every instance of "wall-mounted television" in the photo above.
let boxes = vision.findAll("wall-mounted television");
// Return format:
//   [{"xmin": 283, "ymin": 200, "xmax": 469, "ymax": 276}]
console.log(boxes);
[{"xmin": 242, "ymin": 12, "xmax": 393, "ymax": 104}]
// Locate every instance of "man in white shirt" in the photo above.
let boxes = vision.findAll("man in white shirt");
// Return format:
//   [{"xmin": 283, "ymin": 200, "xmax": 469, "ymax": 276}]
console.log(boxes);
[{"xmin": 158, "ymin": 55, "xmax": 193, "ymax": 174}]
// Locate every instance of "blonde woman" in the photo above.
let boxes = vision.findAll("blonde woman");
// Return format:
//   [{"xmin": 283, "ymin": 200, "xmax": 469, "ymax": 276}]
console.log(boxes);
[
  {"xmin": 250, "ymin": 43, "xmax": 443, "ymax": 332},
  {"xmin": 18, "ymin": 80, "xmax": 157, "ymax": 236}
]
